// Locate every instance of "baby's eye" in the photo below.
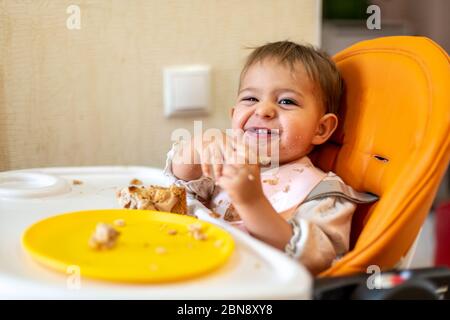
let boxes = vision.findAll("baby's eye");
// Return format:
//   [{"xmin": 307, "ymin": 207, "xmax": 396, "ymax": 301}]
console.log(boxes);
[
  {"xmin": 279, "ymin": 98, "xmax": 297, "ymax": 106},
  {"xmin": 240, "ymin": 97, "xmax": 258, "ymax": 105},
  {"xmin": 242, "ymin": 97, "xmax": 258, "ymax": 102}
]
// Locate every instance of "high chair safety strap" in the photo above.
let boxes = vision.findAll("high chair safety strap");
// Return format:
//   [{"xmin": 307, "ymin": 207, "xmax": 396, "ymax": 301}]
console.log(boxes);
[{"xmin": 304, "ymin": 180, "xmax": 379, "ymax": 204}]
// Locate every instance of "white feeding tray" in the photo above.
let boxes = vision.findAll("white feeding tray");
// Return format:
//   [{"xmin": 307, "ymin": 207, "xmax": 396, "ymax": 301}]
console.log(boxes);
[{"xmin": 0, "ymin": 166, "xmax": 311, "ymax": 299}]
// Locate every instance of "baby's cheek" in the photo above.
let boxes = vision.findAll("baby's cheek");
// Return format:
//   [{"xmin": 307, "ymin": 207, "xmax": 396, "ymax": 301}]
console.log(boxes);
[
  {"xmin": 230, "ymin": 109, "xmax": 246, "ymax": 129},
  {"xmin": 280, "ymin": 135, "xmax": 309, "ymax": 158}
]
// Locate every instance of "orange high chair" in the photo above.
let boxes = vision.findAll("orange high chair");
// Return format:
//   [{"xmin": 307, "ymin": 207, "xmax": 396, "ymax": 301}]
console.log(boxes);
[{"xmin": 311, "ymin": 36, "xmax": 450, "ymax": 277}]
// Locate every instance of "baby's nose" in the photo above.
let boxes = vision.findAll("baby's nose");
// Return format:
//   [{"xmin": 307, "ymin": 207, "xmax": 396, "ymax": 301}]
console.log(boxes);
[{"xmin": 255, "ymin": 102, "xmax": 276, "ymax": 119}]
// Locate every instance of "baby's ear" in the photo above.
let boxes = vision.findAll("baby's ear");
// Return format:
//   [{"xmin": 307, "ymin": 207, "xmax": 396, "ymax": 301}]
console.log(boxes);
[{"xmin": 312, "ymin": 113, "xmax": 338, "ymax": 146}]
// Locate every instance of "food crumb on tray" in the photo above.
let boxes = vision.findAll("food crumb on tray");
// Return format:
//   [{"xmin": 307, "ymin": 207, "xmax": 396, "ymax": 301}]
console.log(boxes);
[
  {"xmin": 262, "ymin": 177, "xmax": 279, "ymax": 185},
  {"xmin": 72, "ymin": 179, "xmax": 83, "ymax": 185},
  {"xmin": 208, "ymin": 211, "xmax": 221, "ymax": 219},
  {"xmin": 88, "ymin": 223, "xmax": 120, "ymax": 250},
  {"xmin": 129, "ymin": 178, "xmax": 143, "ymax": 185}
]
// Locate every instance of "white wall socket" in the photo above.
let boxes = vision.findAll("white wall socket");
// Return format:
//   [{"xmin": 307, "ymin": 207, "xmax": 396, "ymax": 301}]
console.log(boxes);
[{"xmin": 163, "ymin": 65, "xmax": 211, "ymax": 117}]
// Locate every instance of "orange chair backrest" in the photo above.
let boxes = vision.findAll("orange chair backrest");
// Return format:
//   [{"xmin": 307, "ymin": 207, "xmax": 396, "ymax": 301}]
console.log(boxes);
[{"xmin": 311, "ymin": 36, "xmax": 450, "ymax": 277}]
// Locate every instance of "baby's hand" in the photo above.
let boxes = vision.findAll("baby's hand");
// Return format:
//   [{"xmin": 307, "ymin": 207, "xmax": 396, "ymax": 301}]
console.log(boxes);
[
  {"xmin": 199, "ymin": 134, "xmax": 227, "ymax": 179},
  {"xmin": 200, "ymin": 130, "xmax": 245, "ymax": 179},
  {"xmin": 202, "ymin": 132, "xmax": 266, "ymax": 206},
  {"xmin": 216, "ymin": 163, "xmax": 264, "ymax": 206},
  {"xmin": 171, "ymin": 133, "xmax": 228, "ymax": 182}
]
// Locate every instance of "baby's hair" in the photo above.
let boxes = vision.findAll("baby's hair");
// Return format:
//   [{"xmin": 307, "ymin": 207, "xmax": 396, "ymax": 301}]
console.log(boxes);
[{"xmin": 240, "ymin": 41, "xmax": 343, "ymax": 115}]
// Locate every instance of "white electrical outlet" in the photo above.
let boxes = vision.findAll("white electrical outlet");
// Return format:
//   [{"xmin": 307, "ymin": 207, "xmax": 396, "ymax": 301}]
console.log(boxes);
[{"xmin": 163, "ymin": 65, "xmax": 211, "ymax": 117}]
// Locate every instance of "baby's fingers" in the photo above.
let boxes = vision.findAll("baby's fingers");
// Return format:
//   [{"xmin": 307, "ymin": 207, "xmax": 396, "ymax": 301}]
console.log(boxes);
[
  {"xmin": 211, "ymin": 143, "xmax": 224, "ymax": 179},
  {"xmin": 216, "ymin": 174, "xmax": 233, "ymax": 190},
  {"xmin": 224, "ymin": 133, "xmax": 257, "ymax": 165},
  {"xmin": 222, "ymin": 137, "xmax": 243, "ymax": 165},
  {"xmin": 202, "ymin": 143, "xmax": 225, "ymax": 179},
  {"xmin": 222, "ymin": 164, "xmax": 239, "ymax": 177},
  {"xmin": 201, "ymin": 146, "xmax": 213, "ymax": 178}
]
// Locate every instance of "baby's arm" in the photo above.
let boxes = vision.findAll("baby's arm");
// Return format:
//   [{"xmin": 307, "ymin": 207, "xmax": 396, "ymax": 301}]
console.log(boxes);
[
  {"xmin": 231, "ymin": 178, "xmax": 355, "ymax": 274},
  {"xmin": 216, "ymin": 162, "xmax": 356, "ymax": 275},
  {"xmin": 164, "ymin": 142, "xmax": 215, "ymax": 203},
  {"xmin": 171, "ymin": 133, "xmax": 228, "ymax": 182},
  {"xmin": 232, "ymin": 190, "xmax": 294, "ymax": 250},
  {"xmin": 285, "ymin": 197, "xmax": 356, "ymax": 275},
  {"xmin": 171, "ymin": 140, "xmax": 203, "ymax": 181}
]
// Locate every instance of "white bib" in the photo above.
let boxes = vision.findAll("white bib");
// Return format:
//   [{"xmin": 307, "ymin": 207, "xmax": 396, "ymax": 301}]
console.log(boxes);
[{"xmin": 210, "ymin": 156, "xmax": 327, "ymax": 223}]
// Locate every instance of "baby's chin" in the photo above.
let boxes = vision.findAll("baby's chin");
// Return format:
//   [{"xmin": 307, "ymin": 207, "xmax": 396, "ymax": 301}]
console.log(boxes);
[{"xmin": 277, "ymin": 146, "xmax": 312, "ymax": 164}]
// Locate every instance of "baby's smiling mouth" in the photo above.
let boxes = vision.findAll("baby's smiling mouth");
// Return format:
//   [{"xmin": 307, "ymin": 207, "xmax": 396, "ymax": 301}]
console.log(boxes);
[{"xmin": 244, "ymin": 127, "xmax": 281, "ymax": 137}]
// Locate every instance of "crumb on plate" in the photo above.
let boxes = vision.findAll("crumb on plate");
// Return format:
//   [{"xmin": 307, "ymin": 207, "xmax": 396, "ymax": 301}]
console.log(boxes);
[
  {"xmin": 113, "ymin": 219, "xmax": 126, "ymax": 227},
  {"xmin": 167, "ymin": 229, "xmax": 177, "ymax": 235},
  {"xmin": 188, "ymin": 222, "xmax": 207, "ymax": 241},
  {"xmin": 88, "ymin": 223, "xmax": 120, "ymax": 250}
]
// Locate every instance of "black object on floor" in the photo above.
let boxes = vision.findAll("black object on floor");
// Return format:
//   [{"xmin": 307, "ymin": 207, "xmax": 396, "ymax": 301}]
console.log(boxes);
[{"xmin": 313, "ymin": 267, "xmax": 450, "ymax": 300}]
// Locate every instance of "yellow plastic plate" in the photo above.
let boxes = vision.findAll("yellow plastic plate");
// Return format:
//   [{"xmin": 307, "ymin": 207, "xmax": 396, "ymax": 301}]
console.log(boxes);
[{"xmin": 22, "ymin": 209, "xmax": 235, "ymax": 283}]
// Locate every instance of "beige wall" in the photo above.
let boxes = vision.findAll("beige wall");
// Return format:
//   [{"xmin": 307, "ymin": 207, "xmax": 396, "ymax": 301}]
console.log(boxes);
[{"xmin": 0, "ymin": 0, "xmax": 321, "ymax": 171}]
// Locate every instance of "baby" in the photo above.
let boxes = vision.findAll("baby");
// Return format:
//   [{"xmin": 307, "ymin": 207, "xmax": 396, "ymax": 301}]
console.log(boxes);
[{"xmin": 164, "ymin": 41, "xmax": 376, "ymax": 275}]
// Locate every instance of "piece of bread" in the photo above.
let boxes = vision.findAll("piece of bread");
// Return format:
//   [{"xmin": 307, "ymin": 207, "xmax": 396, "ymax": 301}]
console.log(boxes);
[
  {"xmin": 116, "ymin": 184, "xmax": 188, "ymax": 215},
  {"xmin": 223, "ymin": 204, "xmax": 241, "ymax": 222}
]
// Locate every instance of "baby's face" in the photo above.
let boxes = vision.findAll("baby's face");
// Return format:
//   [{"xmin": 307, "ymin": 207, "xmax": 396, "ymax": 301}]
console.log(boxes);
[{"xmin": 232, "ymin": 58, "xmax": 325, "ymax": 164}]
